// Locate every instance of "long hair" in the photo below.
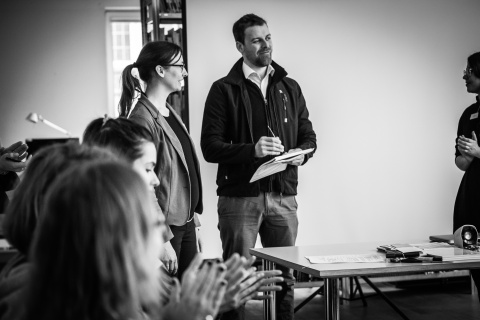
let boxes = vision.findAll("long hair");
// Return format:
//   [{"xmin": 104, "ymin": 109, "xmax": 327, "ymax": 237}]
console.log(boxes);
[
  {"xmin": 118, "ymin": 41, "xmax": 182, "ymax": 117},
  {"xmin": 83, "ymin": 117, "xmax": 153, "ymax": 163},
  {"xmin": 3, "ymin": 142, "xmax": 115, "ymax": 255},
  {"xmin": 24, "ymin": 161, "xmax": 161, "ymax": 320},
  {"xmin": 467, "ymin": 52, "xmax": 480, "ymax": 78}
]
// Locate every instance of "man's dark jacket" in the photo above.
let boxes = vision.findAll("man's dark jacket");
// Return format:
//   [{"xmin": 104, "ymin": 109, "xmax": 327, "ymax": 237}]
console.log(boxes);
[{"xmin": 201, "ymin": 58, "xmax": 317, "ymax": 196}]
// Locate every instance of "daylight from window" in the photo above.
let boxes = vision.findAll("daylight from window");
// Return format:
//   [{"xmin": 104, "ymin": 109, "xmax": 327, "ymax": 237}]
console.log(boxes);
[{"xmin": 110, "ymin": 22, "xmax": 142, "ymax": 116}]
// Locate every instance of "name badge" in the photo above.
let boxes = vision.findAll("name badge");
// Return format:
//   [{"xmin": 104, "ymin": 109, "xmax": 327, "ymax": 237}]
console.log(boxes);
[{"xmin": 471, "ymin": 113, "xmax": 479, "ymax": 120}]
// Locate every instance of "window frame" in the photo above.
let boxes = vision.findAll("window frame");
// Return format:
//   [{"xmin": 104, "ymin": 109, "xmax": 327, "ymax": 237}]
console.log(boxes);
[{"xmin": 105, "ymin": 9, "xmax": 141, "ymax": 117}]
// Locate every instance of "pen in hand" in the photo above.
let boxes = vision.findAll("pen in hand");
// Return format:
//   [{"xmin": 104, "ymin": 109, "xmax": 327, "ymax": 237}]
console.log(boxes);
[{"xmin": 267, "ymin": 126, "xmax": 276, "ymax": 138}]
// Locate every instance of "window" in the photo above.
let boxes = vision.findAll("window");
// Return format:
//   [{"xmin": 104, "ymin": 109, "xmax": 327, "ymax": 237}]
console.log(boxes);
[{"xmin": 106, "ymin": 10, "xmax": 142, "ymax": 117}]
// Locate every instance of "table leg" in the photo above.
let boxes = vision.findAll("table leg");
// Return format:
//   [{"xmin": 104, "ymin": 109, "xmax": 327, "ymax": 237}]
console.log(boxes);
[
  {"xmin": 262, "ymin": 259, "xmax": 276, "ymax": 320},
  {"xmin": 324, "ymin": 278, "xmax": 340, "ymax": 320}
]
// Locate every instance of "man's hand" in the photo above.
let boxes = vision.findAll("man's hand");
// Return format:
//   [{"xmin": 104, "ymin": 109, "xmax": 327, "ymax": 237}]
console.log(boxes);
[
  {"xmin": 160, "ymin": 241, "xmax": 178, "ymax": 275},
  {"xmin": 255, "ymin": 137, "xmax": 284, "ymax": 158},
  {"xmin": 284, "ymin": 148, "xmax": 305, "ymax": 166}
]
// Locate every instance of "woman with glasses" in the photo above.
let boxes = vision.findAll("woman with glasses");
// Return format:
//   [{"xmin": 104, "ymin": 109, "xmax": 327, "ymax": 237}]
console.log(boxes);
[
  {"xmin": 453, "ymin": 51, "xmax": 480, "ymax": 299},
  {"xmin": 118, "ymin": 41, "xmax": 201, "ymax": 279}
]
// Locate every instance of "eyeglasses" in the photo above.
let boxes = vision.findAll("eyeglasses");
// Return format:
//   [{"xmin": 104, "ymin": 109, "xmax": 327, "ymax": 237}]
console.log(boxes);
[
  {"xmin": 464, "ymin": 68, "xmax": 474, "ymax": 77},
  {"xmin": 164, "ymin": 63, "xmax": 186, "ymax": 72}
]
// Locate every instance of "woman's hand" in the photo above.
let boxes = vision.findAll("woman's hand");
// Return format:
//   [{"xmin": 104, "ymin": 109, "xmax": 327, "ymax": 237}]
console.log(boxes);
[
  {"xmin": 217, "ymin": 254, "xmax": 284, "ymax": 313},
  {"xmin": 161, "ymin": 254, "xmax": 227, "ymax": 320},
  {"xmin": 160, "ymin": 241, "xmax": 178, "ymax": 275},
  {"xmin": 219, "ymin": 268, "xmax": 283, "ymax": 312},
  {"xmin": 457, "ymin": 132, "xmax": 480, "ymax": 158},
  {"xmin": 251, "ymin": 270, "xmax": 284, "ymax": 300},
  {"xmin": 0, "ymin": 141, "xmax": 29, "ymax": 173}
]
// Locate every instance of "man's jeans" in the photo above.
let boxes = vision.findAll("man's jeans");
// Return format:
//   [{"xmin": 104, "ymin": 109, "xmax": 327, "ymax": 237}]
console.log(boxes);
[{"xmin": 218, "ymin": 192, "xmax": 298, "ymax": 320}]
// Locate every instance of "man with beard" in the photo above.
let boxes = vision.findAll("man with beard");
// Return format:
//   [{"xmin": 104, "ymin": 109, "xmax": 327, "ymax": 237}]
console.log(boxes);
[{"xmin": 201, "ymin": 14, "xmax": 316, "ymax": 320}]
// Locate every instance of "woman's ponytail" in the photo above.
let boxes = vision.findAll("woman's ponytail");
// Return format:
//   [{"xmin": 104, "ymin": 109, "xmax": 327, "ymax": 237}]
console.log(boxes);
[
  {"xmin": 118, "ymin": 64, "xmax": 142, "ymax": 117},
  {"xmin": 118, "ymin": 41, "xmax": 183, "ymax": 117}
]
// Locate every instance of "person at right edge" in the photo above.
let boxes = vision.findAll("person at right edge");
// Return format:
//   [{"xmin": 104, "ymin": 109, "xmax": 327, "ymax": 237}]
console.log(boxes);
[
  {"xmin": 200, "ymin": 14, "xmax": 317, "ymax": 320},
  {"xmin": 454, "ymin": 51, "xmax": 480, "ymax": 301}
]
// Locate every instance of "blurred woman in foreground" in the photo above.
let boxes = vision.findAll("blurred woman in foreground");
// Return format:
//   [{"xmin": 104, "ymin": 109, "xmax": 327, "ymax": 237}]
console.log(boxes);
[
  {"xmin": 83, "ymin": 117, "xmax": 285, "ymax": 313},
  {"xmin": 83, "ymin": 116, "xmax": 178, "ymax": 273},
  {"xmin": 23, "ymin": 161, "xmax": 228, "ymax": 320},
  {"xmin": 0, "ymin": 143, "xmax": 115, "ymax": 319}
]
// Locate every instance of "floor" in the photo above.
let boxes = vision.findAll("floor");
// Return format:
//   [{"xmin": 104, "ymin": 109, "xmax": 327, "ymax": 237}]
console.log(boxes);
[{"xmin": 244, "ymin": 278, "xmax": 480, "ymax": 319}]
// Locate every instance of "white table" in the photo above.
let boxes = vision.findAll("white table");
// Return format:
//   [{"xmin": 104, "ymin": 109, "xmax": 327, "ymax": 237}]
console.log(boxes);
[{"xmin": 250, "ymin": 241, "xmax": 480, "ymax": 320}]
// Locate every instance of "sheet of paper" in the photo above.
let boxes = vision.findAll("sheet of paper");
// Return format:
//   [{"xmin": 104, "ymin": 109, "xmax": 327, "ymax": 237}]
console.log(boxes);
[
  {"xmin": 306, "ymin": 254, "xmax": 386, "ymax": 264},
  {"xmin": 410, "ymin": 242, "xmax": 453, "ymax": 249},
  {"xmin": 250, "ymin": 148, "xmax": 314, "ymax": 183},
  {"xmin": 250, "ymin": 162, "xmax": 287, "ymax": 183},
  {"xmin": 274, "ymin": 148, "xmax": 315, "ymax": 162}
]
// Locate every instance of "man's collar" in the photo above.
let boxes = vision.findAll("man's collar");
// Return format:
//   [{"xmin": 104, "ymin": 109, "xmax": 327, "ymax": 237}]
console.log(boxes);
[{"xmin": 242, "ymin": 61, "xmax": 275, "ymax": 80}]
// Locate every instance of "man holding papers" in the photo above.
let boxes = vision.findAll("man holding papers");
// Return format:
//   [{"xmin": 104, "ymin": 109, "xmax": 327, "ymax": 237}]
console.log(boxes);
[{"xmin": 201, "ymin": 13, "xmax": 316, "ymax": 320}]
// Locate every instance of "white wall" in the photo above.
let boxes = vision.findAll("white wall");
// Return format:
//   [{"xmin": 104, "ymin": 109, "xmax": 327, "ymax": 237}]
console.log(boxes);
[
  {"xmin": 0, "ymin": 0, "xmax": 138, "ymax": 145},
  {"xmin": 187, "ymin": 0, "xmax": 480, "ymax": 257}
]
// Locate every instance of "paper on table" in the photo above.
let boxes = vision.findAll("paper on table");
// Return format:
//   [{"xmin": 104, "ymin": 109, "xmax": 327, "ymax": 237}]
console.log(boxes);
[
  {"xmin": 306, "ymin": 254, "xmax": 386, "ymax": 264},
  {"xmin": 409, "ymin": 242, "xmax": 480, "ymax": 262},
  {"xmin": 0, "ymin": 239, "xmax": 13, "ymax": 250},
  {"xmin": 410, "ymin": 242, "xmax": 453, "ymax": 249},
  {"xmin": 250, "ymin": 148, "xmax": 314, "ymax": 183}
]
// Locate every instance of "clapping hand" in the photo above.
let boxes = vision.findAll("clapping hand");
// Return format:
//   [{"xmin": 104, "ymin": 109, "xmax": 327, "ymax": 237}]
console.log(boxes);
[
  {"xmin": 219, "ymin": 254, "xmax": 284, "ymax": 312},
  {"xmin": 161, "ymin": 254, "xmax": 227, "ymax": 320},
  {"xmin": 0, "ymin": 141, "xmax": 30, "ymax": 173}
]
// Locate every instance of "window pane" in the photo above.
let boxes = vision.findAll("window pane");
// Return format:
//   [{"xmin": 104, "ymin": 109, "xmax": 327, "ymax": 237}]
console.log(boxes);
[{"xmin": 109, "ymin": 20, "xmax": 142, "ymax": 116}]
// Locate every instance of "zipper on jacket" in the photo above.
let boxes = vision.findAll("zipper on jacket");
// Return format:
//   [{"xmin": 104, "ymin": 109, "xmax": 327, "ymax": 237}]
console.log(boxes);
[
  {"xmin": 225, "ymin": 141, "xmax": 233, "ymax": 180},
  {"xmin": 279, "ymin": 89, "xmax": 288, "ymax": 123},
  {"xmin": 242, "ymin": 89, "xmax": 255, "ymax": 143}
]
